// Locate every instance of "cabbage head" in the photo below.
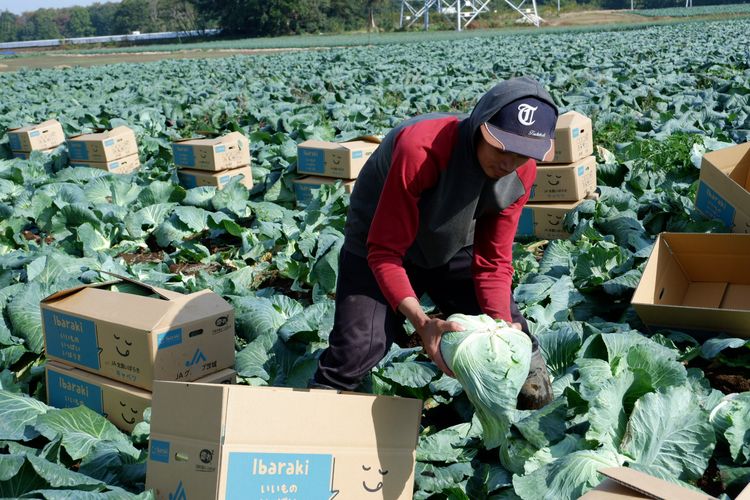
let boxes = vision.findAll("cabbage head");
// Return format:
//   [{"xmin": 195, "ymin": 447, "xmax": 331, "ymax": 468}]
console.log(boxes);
[{"xmin": 440, "ymin": 314, "xmax": 532, "ymax": 449}]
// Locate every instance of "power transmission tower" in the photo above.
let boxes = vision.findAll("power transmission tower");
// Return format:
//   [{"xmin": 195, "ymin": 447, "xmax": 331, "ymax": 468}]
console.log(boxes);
[{"xmin": 399, "ymin": 0, "xmax": 542, "ymax": 31}]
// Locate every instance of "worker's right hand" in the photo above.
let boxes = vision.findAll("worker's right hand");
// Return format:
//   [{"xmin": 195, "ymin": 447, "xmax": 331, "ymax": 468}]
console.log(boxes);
[{"xmin": 416, "ymin": 318, "xmax": 462, "ymax": 378}]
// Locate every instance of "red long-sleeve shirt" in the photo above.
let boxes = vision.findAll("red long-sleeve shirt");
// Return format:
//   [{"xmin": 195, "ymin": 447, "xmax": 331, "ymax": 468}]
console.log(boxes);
[{"xmin": 366, "ymin": 117, "xmax": 535, "ymax": 322}]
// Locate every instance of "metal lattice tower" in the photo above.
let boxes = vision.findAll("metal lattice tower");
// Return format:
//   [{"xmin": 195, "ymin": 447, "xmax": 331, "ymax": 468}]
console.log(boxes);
[{"xmin": 399, "ymin": 0, "xmax": 542, "ymax": 31}]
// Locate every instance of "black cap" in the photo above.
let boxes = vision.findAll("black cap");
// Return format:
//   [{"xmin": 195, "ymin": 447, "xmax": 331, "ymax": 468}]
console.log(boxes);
[{"xmin": 480, "ymin": 96, "xmax": 557, "ymax": 162}]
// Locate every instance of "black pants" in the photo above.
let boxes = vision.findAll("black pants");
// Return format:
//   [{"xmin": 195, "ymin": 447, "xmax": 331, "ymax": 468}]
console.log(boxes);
[{"xmin": 313, "ymin": 247, "xmax": 529, "ymax": 391}]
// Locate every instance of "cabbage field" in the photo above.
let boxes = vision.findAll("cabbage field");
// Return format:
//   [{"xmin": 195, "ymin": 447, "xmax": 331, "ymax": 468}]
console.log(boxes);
[{"xmin": 1, "ymin": 16, "xmax": 749, "ymax": 499}]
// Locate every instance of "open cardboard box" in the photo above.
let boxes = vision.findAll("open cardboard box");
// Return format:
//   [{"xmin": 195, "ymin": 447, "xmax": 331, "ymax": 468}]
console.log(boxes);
[
  {"xmin": 146, "ymin": 382, "xmax": 422, "ymax": 500},
  {"xmin": 40, "ymin": 274, "xmax": 235, "ymax": 390},
  {"xmin": 171, "ymin": 132, "xmax": 250, "ymax": 171},
  {"xmin": 695, "ymin": 142, "xmax": 750, "ymax": 234},
  {"xmin": 631, "ymin": 232, "xmax": 750, "ymax": 338},
  {"xmin": 46, "ymin": 361, "xmax": 236, "ymax": 432},
  {"xmin": 580, "ymin": 467, "xmax": 750, "ymax": 499},
  {"xmin": 296, "ymin": 139, "xmax": 379, "ymax": 179}
]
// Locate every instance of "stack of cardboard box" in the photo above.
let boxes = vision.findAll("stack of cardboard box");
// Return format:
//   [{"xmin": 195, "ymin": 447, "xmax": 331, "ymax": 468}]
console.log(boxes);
[
  {"xmin": 41, "ymin": 275, "xmax": 237, "ymax": 432},
  {"xmin": 172, "ymin": 132, "xmax": 253, "ymax": 190},
  {"xmin": 67, "ymin": 126, "xmax": 141, "ymax": 174},
  {"xmin": 516, "ymin": 111, "xmax": 597, "ymax": 240},
  {"xmin": 7, "ymin": 120, "xmax": 65, "ymax": 159},
  {"xmin": 293, "ymin": 139, "xmax": 380, "ymax": 205}
]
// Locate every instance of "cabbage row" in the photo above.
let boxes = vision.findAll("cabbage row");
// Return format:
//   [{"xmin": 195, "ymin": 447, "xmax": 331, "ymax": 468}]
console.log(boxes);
[{"xmin": 0, "ymin": 17, "xmax": 748, "ymax": 499}]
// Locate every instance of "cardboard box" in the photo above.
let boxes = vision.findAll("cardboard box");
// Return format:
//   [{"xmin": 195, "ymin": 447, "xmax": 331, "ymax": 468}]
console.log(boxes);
[
  {"xmin": 297, "ymin": 140, "xmax": 379, "ymax": 179},
  {"xmin": 530, "ymin": 156, "xmax": 597, "ymax": 202},
  {"xmin": 541, "ymin": 111, "xmax": 593, "ymax": 164},
  {"xmin": 12, "ymin": 147, "xmax": 58, "ymax": 160},
  {"xmin": 177, "ymin": 165, "xmax": 253, "ymax": 190},
  {"xmin": 68, "ymin": 126, "xmax": 139, "ymax": 163},
  {"xmin": 516, "ymin": 200, "xmax": 584, "ymax": 240},
  {"xmin": 7, "ymin": 120, "xmax": 65, "ymax": 152},
  {"xmin": 46, "ymin": 362, "xmax": 236, "ymax": 432},
  {"xmin": 172, "ymin": 132, "xmax": 250, "ymax": 171},
  {"xmin": 69, "ymin": 153, "xmax": 141, "ymax": 174},
  {"xmin": 631, "ymin": 232, "xmax": 750, "ymax": 338},
  {"xmin": 146, "ymin": 382, "xmax": 422, "ymax": 500},
  {"xmin": 695, "ymin": 142, "xmax": 750, "ymax": 234},
  {"xmin": 292, "ymin": 175, "xmax": 355, "ymax": 205},
  {"xmin": 580, "ymin": 467, "xmax": 722, "ymax": 499},
  {"xmin": 40, "ymin": 275, "xmax": 236, "ymax": 390}
]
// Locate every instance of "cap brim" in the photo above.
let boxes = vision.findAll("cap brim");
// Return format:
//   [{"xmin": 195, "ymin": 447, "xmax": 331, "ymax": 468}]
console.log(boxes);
[{"xmin": 481, "ymin": 123, "xmax": 555, "ymax": 162}]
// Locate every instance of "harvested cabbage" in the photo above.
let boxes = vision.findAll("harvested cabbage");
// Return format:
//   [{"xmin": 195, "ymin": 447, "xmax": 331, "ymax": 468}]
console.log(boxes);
[{"xmin": 440, "ymin": 313, "xmax": 532, "ymax": 449}]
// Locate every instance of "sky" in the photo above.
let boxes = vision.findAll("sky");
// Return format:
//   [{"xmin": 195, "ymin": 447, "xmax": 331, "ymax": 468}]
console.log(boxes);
[{"xmin": 0, "ymin": 0, "xmax": 120, "ymax": 15}]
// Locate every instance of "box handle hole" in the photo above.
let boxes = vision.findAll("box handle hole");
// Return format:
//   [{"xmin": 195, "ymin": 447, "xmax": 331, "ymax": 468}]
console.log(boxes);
[
  {"xmin": 189, "ymin": 329, "xmax": 204, "ymax": 338},
  {"xmin": 175, "ymin": 453, "xmax": 189, "ymax": 462}
]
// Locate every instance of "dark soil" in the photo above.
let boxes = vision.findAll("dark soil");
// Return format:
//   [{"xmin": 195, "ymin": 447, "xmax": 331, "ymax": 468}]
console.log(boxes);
[
  {"xmin": 120, "ymin": 250, "xmax": 165, "ymax": 264},
  {"xmin": 168, "ymin": 262, "xmax": 220, "ymax": 275},
  {"xmin": 697, "ymin": 458, "xmax": 724, "ymax": 497}
]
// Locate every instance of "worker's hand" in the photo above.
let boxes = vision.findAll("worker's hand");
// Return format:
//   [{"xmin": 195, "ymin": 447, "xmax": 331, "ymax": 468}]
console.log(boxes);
[
  {"xmin": 511, "ymin": 322, "xmax": 523, "ymax": 331},
  {"xmin": 416, "ymin": 318, "xmax": 462, "ymax": 378}
]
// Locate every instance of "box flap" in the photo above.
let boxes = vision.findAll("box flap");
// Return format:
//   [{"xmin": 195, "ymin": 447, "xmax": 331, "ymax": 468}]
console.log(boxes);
[
  {"xmin": 223, "ymin": 386, "xmax": 422, "ymax": 450},
  {"xmin": 153, "ymin": 289, "xmax": 232, "ymax": 330},
  {"xmin": 736, "ymin": 482, "xmax": 750, "ymax": 500},
  {"xmin": 598, "ymin": 468, "xmax": 716, "ymax": 500},
  {"xmin": 68, "ymin": 126, "xmax": 133, "ymax": 142},
  {"xmin": 98, "ymin": 271, "xmax": 181, "ymax": 301},
  {"xmin": 702, "ymin": 142, "xmax": 750, "ymax": 177},
  {"xmin": 41, "ymin": 280, "xmax": 121, "ymax": 304},
  {"xmin": 151, "ymin": 381, "xmax": 229, "ymax": 441},
  {"xmin": 661, "ymin": 233, "xmax": 750, "ymax": 284},
  {"xmin": 721, "ymin": 284, "xmax": 750, "ymax": 310},
  {"xmin": 579, "ymin": 477, "xmax": 651, "ymax": 499}
]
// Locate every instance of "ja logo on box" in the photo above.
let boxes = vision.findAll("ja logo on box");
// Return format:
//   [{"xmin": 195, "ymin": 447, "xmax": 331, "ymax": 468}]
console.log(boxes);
[
  {"xmin": 169, "ymin": 480, "xmax": 187, "ymax": 500},
  {"xmin": 185, "ymin": 348, "xmax": 207, "ymax": 367}
]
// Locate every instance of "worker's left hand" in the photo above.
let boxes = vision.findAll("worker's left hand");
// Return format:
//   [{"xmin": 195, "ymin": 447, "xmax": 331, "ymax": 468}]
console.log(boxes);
[{"xmin": 511, "ymin": 322, "xmax": 523, "ymax": 331}]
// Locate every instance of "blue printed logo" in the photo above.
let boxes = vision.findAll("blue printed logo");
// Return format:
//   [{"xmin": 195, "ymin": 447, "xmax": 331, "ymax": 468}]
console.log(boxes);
[
  {"xmin": 43, "ymin": 310, "xmax": 101, "ymax": 369},
  {"xmin": 150, "ymin": 439, "xmax": 170, "ymax": 463},
  {"xmin": 103, "ymin": 138, "xmax": 115, "ymax": 147},
  {"xmin": 695, "ymin": 181, "xmax": 735, "ymax": 228},
  {"xmin": 30, "ymin": 130, "xmax": 41, "ymax": 137},
  {"xmin": 47, "ymin": 370, "xmax": 104, "ymax": 414},
  {"xmin": 8, "ymin": 134, "xmax": 22, "ymax": 150},
  {"xmin": 298, "ymin": 148, "xmax": 325, "ymax": 174},
  {"xmin": 172, "ymin": 144, "xmax": 197, "ymax": 167},
  {"xmin": 578, "ymin": 165, "xmax": 585, "ymax": 176},
  {"xmin": 169, "ymin": 480, "xmax": 187, "ymax": 500},
  {"xmin": 215, "ymin": 145, "xmax": 226, "ymax": 153},
  {"xmin": 68, "ymin": 141, "xmax": 90, "ymax": 161},
  {"xmin": 179, "ymin": 173, "xmax": 198, "ymax": 189},
  {"xmin": 516, "ymin": 208, "xmax": 535, "ymax": 237},
  {"xmin": 572, "ymin": 128, "xmax": 580, "ymax": 138},
  {"xmin": 219, "ymin": 175, "xmax": 231, "ymax": 184},
  {"xmin": 225, "ymin": 452, "xmax": 338, "ymax": 500},
  {"xmin": 157, "ymin": 329, "xmax": 182, "ymax": 350},
  {"xmin": 185, "ymin": 348, "xmax": 207, "ymax": 367},
  {"xmin": 352, "ymin": 150, "xmax": 363, "ymax": 159}
]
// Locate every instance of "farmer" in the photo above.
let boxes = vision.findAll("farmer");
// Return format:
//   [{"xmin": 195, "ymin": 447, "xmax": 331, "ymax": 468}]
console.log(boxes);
[{"xmin": 311, "ymin": 77, "xmax": 557, "ymax": 410}]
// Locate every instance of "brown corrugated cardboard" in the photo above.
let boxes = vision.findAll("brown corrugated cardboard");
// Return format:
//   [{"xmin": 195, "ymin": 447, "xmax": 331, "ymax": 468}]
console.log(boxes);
[
  {"xmin": 297, "ymin": 139, "xmax": 379, "ymax": 179},
  {"xmin": 7, "ymin": 120, "xmax": 65, "ymax": 152},
  {"xmin": 67, "ymin": 126, "xmax": 139, "ymax": 163},
  {"xmin": 69, "ymin": 153, "xmax": 141, "ymax": 174},
  {"xmin": 172, "ymin": 132, "xmax": 251, "ymax": 171},
  {"xmin": 12, "ymin": 147, "xmax": 58, "ymax": 160},
  {"xmin": 40, "ymin": 275, "xmax": 236, "ymax": 390},
  {"xmin": 46, "ymin": 361, "xmax": 236, "ymax": 432},
  {"xmin": 631, "ymin": 232, "xmax": 750, "ymax": 338},
  {"xmin": 177, "ymin": 165, "xmax": 253, "ymax": 190},
  {"xmin": 292, "ymin": 175, "xmax": 355, "ymax": 205},
  {"xmin": 516, "ymin": 200, "xmax": 584, "ymax": 240},
  {"xmin": 580, "ymin": 467, "xmax": 718, "ymax": 499},
  {"xmin": 530, "ymin": 156, "xmax": 597, "ymax": 202},
  {"xmin": 146, "ymin": 382, "xmax": 422, "ymax": 500},
  {"xmin": 541, "ymin": 111, "xmax": 593, "ymax": 164},
  {"xmin": 694, "ymin": 142, "xmax": 750, "ymax": 234}
]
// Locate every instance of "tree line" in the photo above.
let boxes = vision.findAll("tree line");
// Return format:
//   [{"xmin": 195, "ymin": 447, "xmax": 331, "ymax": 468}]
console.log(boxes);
[{"xmin": 0, "ymin": 0, "xmax": 745, "ymax": 43}]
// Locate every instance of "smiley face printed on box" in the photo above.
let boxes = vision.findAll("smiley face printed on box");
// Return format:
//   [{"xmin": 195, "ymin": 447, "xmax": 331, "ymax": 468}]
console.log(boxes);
[
  {"xmin": 330, "ymin": 151, "xmax": 344, "ymax": 166},
  {"xmin": 546, "ymin": 174, "xmax": 562, "ymax": 186},
  {"xmin": 118, "ymin": 400, "xmax": 141, "ymax": 426},
  {"xmin": 547, "ymin": 214, "xmax": 564, "ymax": 226},
  {"xmin": 113, "ymin": 333, "xmax": 133, "ymax": 357},
  {"xmin": 361, "ymin": 464, "xmax": 388, "ymax": 493}
]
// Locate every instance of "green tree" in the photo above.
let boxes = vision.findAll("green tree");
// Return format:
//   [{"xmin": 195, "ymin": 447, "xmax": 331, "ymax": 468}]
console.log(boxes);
[
  {"xmin": 0, "ymin": 11, "xmax": 17, "ymax": 42},
  {"xmin": 65, "ymin": 7, "xmax": 95, "ymax": 37},
  {"xmin": 19, "ymin": 9, "xmax": 61, "ymax": 40},
  {"xmin": 89, "ymin": 2, "xmax": 119, "ymax": 36}
]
